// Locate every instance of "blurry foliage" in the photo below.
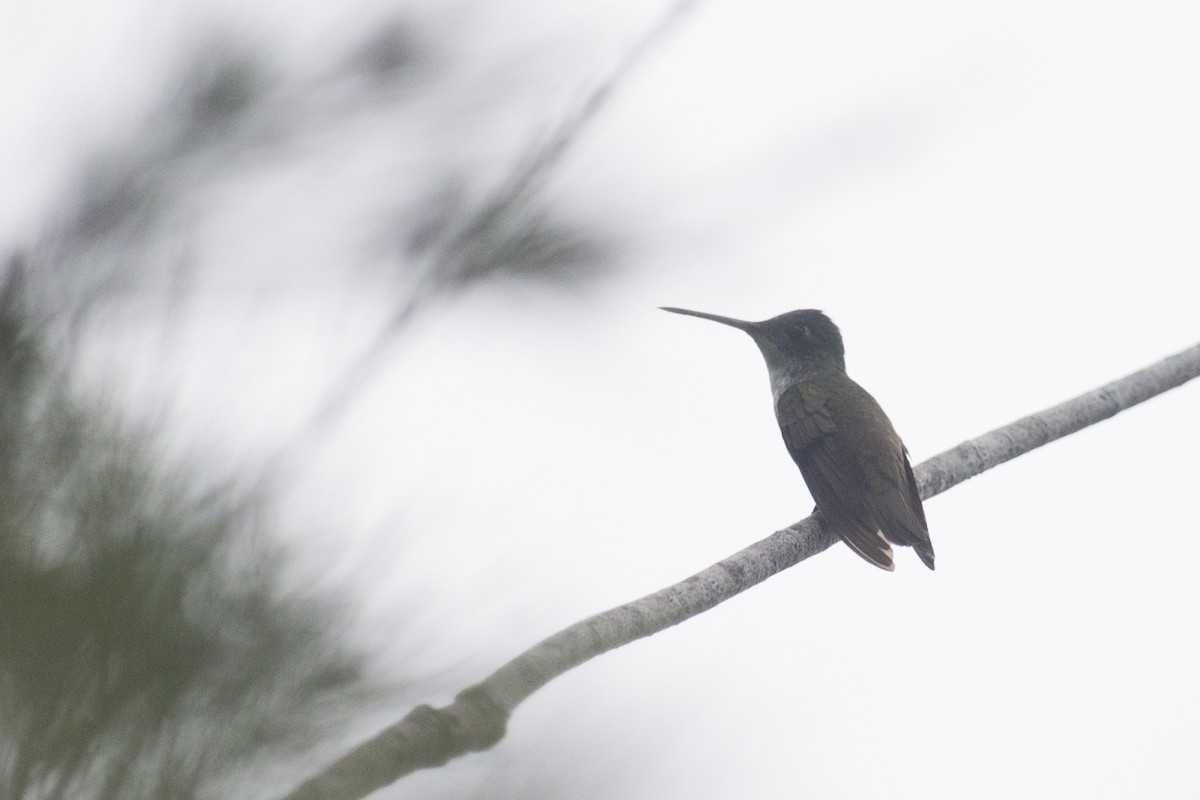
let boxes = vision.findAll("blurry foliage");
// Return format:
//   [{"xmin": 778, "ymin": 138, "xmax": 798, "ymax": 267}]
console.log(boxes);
[
  {"xmin": 72, "ymin": 44, "xmax": 268, "ymax": 243},
  {"xmin": 4, "ymin": 6, "xmax": 650, "ymax": 797},
  {"xmin": 31, "ymin": 17, "xmax": 616, "ymax": 345},
  {"xmin": 22, "ymin": 17, "xmax": 620, "ymax": 464},
  {"xmin": 0, "ymin": 270, "xmax": 369, "ymax": 799}
]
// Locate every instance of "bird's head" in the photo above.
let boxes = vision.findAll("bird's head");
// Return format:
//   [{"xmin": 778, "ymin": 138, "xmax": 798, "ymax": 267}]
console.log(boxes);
[{"xmin": 661, "ymin": 307, "xmax": 846, "ymax": 374}]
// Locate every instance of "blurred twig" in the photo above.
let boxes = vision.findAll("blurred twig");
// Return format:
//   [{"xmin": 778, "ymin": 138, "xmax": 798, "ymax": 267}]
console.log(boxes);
[
  {"xmin": 281, "ymin": 0, "xmax": 700, "ymax": 460},
  {"xmin": 278, "ymin": 341, "xmax": 1200, "ymax": 800}
]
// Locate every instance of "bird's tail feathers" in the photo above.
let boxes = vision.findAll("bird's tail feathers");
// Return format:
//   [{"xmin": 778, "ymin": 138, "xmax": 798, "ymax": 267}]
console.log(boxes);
[{"xmin": 837, "ymin": 522, "xmax": 895, "ymax": 572}]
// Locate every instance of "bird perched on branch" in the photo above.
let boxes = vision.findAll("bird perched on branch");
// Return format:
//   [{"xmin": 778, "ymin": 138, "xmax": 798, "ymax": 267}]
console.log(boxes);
[{"xmin": 662, "ymin": 307, "xmax": 934, "ymax": 571}]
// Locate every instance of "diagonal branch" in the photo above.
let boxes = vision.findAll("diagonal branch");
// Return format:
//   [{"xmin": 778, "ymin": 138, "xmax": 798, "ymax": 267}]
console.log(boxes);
[{"xmin": 278, "ymin": 341, "xmax": 1200, "ymax": 800}]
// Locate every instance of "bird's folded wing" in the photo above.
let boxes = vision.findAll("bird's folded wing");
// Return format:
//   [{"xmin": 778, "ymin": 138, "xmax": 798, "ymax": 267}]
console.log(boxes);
[{"xmin": 777, "ymin": 384, "xmax": 894, "ymax": 571}]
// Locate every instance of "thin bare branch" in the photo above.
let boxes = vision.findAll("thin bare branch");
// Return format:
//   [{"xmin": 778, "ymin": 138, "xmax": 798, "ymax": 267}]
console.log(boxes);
[{"xmin": 278, "ymin": 341, "xmax": 1200, "ymax": 800}]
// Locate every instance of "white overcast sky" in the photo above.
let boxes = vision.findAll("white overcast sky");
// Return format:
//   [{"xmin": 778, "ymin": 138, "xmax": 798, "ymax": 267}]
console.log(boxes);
[{"xmin": 4, "ymin": 1, "xmax": 1200, "ymax": 798}]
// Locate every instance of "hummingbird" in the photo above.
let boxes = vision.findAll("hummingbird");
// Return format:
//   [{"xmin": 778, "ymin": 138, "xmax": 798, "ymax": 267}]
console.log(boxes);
[{"xmin": 662, "ymin": 307, "xmax": 934, "ymax": 571}]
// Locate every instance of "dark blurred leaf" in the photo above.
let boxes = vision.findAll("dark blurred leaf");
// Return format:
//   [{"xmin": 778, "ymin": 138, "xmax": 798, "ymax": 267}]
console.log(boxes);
[
  {"xmin": 460, "ymin": 208, "xmax": 614, "ymax": 285},
  {"xmin": 405, "ymin": 179, "xmax": 616, "ymax": 292},
  {"xmin": 344, "ymin": 18, "xmax": 424, "ymax": 81}
]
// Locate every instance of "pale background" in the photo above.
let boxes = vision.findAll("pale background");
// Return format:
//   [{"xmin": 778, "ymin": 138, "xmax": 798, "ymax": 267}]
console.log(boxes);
[{"xmin": 3, "ymin": 0, "xmax": 1199, "ymax": 797}]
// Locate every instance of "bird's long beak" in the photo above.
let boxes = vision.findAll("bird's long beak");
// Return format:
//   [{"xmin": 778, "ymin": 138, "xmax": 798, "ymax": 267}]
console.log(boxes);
[
  {"xmin": 660, "ymin": 307, "xmax": 757, "ymax": 334},
  {"xmin": 661, "ymin": 306, "xmax": 779, "ymax": 376}
]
